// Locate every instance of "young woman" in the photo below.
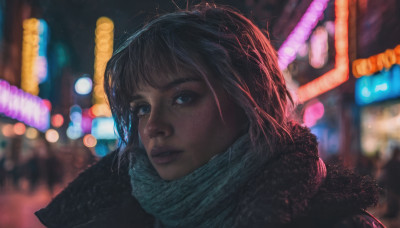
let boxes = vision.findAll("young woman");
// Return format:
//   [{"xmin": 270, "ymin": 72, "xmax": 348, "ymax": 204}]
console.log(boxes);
[{"xmin": 36, "ymin": 4, "xmax": 384, "ymax": 228}]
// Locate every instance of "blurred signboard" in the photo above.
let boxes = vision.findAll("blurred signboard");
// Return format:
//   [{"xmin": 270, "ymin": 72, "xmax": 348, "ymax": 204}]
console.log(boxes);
[
  {"xmin": 355, "ymin": 64, "xmax": 400, "ymax": 105},
  {"xmin": 353, "ymin": 44, "xmax": 400, "ymax": 78},
  {"xmin": 21, "ymin": 18, "xmax": 49, "ymax": 95},
  {"xmin": 91, "ymin": 117, "xmax": 118, "ymax": 140},
  {"xmin": 0, "ymin": 79, "xmax": 50, "ymax": 131},
  {"xmin": 361, "ymin": 100, "xmax": 400, "ymax": 158}
]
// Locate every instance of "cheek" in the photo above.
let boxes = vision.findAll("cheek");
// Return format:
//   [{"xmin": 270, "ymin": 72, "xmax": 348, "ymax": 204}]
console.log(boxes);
[
  {"xmin": 174, "ymin": 102, "xmax": 227, "ymax": 146},
  {"xmin": 179, "ymin": 109, "xmax": 217, "ymax": 138},
  {"xmin": 137, "ymin": 121, "xmax": 149, "ymax": 148}
]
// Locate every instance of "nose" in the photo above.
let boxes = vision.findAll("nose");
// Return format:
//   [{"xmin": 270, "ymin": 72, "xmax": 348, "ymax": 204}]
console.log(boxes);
[{"xmin": 143, "ymin": 107, "xmax": 173, "ymax": 139}]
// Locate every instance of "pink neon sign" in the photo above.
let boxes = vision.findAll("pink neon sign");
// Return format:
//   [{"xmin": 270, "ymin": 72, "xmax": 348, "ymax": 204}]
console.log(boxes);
[
  {"xmin": 0, "ymin": 79, "xmax": 50, "ymax": 131},
  {"xmin": 303, "ymin": 100, "xmax": 325, "ymax": 127},
  {"xmin": 278, "ymin": 0, "xmax": 330, "ymax": 70},
  {"xmin": 297, "ymin": 0, "xmax": 349, "ymax": 102}
]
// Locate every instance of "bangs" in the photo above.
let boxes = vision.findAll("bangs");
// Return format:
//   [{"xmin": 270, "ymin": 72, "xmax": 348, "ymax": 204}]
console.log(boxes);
[{"xmin": 121, "ymin": 29, "xmax": 207, "ymax": 96}]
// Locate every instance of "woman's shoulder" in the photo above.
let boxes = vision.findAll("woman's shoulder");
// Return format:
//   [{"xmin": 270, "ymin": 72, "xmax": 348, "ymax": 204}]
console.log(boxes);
[
  {"xmin": 304, "ymin": 163, "xmax": 383, "ymax": 227},
  {"xmin": 233, "ymin": 160, "xmax": 382, "ymax": 227},
  {"xmin": 233, "ymin": 123, "xmax": 382, "ymax": 227},
  {"xmin": 35, "ymin": 150, "xmax": 154, "ymax": 228}
]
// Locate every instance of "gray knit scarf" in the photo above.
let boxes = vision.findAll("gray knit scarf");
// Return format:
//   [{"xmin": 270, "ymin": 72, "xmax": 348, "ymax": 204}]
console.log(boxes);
[{"xmin": 129, "ymin": 134, "xmax": 267, "ymax": 228}]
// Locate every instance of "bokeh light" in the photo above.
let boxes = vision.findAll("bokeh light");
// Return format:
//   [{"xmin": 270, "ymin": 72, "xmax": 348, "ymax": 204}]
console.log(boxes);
[
  {"xmin": 13, "ymin": 122, "xmax": 26, "ymax": 135},
  {"xmin": 25, "ymin": 127, "xmax": 39, "ymax": 139},
  {"xmin": 70, "ymin": 105, "xmax": 82, "ymax": 119},
  {"xmin": 42, "ymin": 99, "xmax": 52, "ymax": 111},
  {"xmin": 83, "ymin": 134, "xmax": 97, "ymax": 148},
  {"xmin": 45, "ymin": 129, "xmax": 59, "ymax": 143},
  {"xmin": 51, "ymin": 114, "xmax": 64, "ymax": 128},
  {"xmin": 70, "ymin": 112, "xmax": 82, "ymax": 123},
  {"xmin": 66, "ymin": 125, "xmax": 82, "ymax": 140},
  {"xmin": 74, "ymin": 76, "xmax": 93, "ymax": 95},
  {"xmin": 90, "ymin": 103, "xmax": 111, "ymax": 117},
  {"xmin": 1, "ymin": 124, "xmax": 14, "ymax": 137},
  {"xmin": 303, "ymin": 100, "xmax": 325, "ymax": 127}
]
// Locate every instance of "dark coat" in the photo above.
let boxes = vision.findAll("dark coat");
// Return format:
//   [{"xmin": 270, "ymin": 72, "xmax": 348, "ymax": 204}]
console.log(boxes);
[{"xmin": 35, "ymin": 124, "xmax": 385, "ymax": 228}]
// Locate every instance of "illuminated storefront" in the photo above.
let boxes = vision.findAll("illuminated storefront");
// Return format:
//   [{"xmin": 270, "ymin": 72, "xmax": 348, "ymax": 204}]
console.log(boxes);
[
  {"xmin": 359, "ymin": 100, "xmax": 400, "ymax": 159},
  {"xmin": 354, "ymin": 52, "xmax": 400, "ymax": 159},
  {"xmin": 347, "ymin": 0, "xmax": 400, "ymax": 162}
]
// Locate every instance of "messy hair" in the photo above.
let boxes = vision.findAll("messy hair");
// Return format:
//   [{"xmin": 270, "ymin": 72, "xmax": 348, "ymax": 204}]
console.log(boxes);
[{"xmin": 105, "ymin": 3, "xmax": 293, "ymax": 159}]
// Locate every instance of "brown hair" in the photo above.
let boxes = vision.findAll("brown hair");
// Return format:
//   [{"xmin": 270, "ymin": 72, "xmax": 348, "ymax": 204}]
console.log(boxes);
[{"xmin": 105, "ymin": 3, "xmax": 293, "ymax": 158}]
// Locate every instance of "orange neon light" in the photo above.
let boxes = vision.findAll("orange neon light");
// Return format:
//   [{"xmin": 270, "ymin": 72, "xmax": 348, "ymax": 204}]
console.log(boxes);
[
  {"xmin": 352, "ymin": 44, "xmax": 400, "ymax": 78},
  {"xmin": 21, "ymin": 18, "xmax": 40, "ymax": 95},
  {"xmin": 297, "ymin": 0, "xmax": 349, "ymax": 103},
  {"xmin": 92, "ymin": 17, "xmax": 113, "ymax": 117}
]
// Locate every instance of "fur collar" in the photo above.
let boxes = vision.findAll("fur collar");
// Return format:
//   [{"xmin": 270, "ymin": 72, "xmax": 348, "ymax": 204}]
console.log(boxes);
[
  {"xmin": 35, "ymin": 150, "xmax": 154, "ymax": 228},
  {"xmin": 35, "ymin": 123, "xmax": 379, "ymax": 228},
  {"xmin": 233, "ymin": 123, "xmax": 379, "ymax": 227}
]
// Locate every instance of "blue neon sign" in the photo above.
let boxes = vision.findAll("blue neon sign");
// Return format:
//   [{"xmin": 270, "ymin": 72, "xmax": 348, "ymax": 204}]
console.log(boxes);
[
  {"xmin": 91, "ymin": 117, "xmax": 118, "ymax": 140},
  {"xmin": 355, "ymin": 64, "xmax": 400, "ymax": 105},
  {"xmin": 37, "ymin": 19, "xmax": 49, "ymax": 83}
]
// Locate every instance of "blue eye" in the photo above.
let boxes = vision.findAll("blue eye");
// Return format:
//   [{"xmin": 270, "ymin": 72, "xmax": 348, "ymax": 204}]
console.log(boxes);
[
  {"xmin": 133, "ymin": 104, "xmax": 151, "ymax": 117},
  {"xmin": 174, "ymin": 92, "xmax": 196, "ymax": 105}
]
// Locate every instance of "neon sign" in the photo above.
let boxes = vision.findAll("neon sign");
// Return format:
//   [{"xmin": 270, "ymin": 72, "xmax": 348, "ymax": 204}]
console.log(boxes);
[
  {"xmin": 309, "ymin": 26, "xmax": 329, "ymax": 69},
  {"xmin": 352, "ymin": 44, "xmax": 400, "ymax": 78},
  {"xmin": 297, "ymin": 0, "xmax": 349, "ymax": 102},
  {"xmin": 355, "ymin": 64, "xmax": 400, "ymax": 105},
  {"xmin": 278, "ymin": 0, "xmax": 330, "ymax": 70},
  {"xmin": 303, "ymin": 100, "xmax": 325, "ymax": 127},
  {"xmin": 21, "ymin": 18, "xmax": 48, "ymax": 95},
  {"xmin": 91, "ymin": 117, "xmax": 117, "ymax": 139},
  {"xmin": 92, "ymin": 17, "xmax": 114, "ymax": 117},
  {"xmin": 0, "ymin": 79, "xmax": 50, "ymax": 131},
  {"xmin": 37, "ymin": 20, "xmax": 49, "ymax": 83}
]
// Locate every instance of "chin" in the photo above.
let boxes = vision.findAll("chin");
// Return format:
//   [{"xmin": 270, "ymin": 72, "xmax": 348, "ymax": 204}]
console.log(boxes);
[
  {"xmin": 159, "ymin": 172, "xmax": 181, "ymax": 181},
  {"xmin": 156, "ymin": 168, "xmax": 188, "ymax": 181}
]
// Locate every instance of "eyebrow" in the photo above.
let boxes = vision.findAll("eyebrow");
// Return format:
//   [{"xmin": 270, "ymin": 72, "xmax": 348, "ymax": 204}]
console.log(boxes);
[
  {"xmin": 160, "ymin": 77, "xmax": 202, "ymax": 90},
  {"xmin": 130, "ymin": 77, "xmax": 202, "ymax": 102}
]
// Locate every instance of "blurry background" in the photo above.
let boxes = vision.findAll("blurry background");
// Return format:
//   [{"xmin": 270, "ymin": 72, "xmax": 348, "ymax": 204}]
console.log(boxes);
[{"xmin": 0, "ymin": 0, "xmax": 400, "ymax": 227}]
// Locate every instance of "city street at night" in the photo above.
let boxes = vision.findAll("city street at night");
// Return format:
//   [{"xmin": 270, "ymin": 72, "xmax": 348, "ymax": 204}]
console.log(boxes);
[
  {"xmin": 1, "ymin": 0, "xmax": 400, "ymax": 227},
  {"xmin": 0, "ymin": 185, "xmax": 52, "ymax": 228}
]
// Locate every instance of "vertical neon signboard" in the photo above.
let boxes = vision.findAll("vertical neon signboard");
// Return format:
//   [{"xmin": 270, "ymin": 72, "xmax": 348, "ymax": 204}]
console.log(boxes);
[
  {"xmin": 37, "ymin": 20, "xmax": 49, "ymax": 83},
  {"xmin": 92, "ymin": 17, "xmax": 114, "ymax": 117},
  {"xmin": 21, "ymin": 18, "xmax": 48, "ymax": 95}
]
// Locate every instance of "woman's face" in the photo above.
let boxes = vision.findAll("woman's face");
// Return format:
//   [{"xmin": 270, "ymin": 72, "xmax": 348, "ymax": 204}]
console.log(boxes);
[{"xmin": 131, "ymin": 74, "xmax": 247, "ymax": 180}]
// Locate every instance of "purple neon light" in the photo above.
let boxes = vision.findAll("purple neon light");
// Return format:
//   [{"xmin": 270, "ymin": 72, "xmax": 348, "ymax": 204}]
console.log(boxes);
[
  {"xmin": 0, "ymin": 79, "xmax": 50, "ymax": 131},
  {"xmin": 277, "ymin": 0, "xmax": 330, "ymax": 70}
]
